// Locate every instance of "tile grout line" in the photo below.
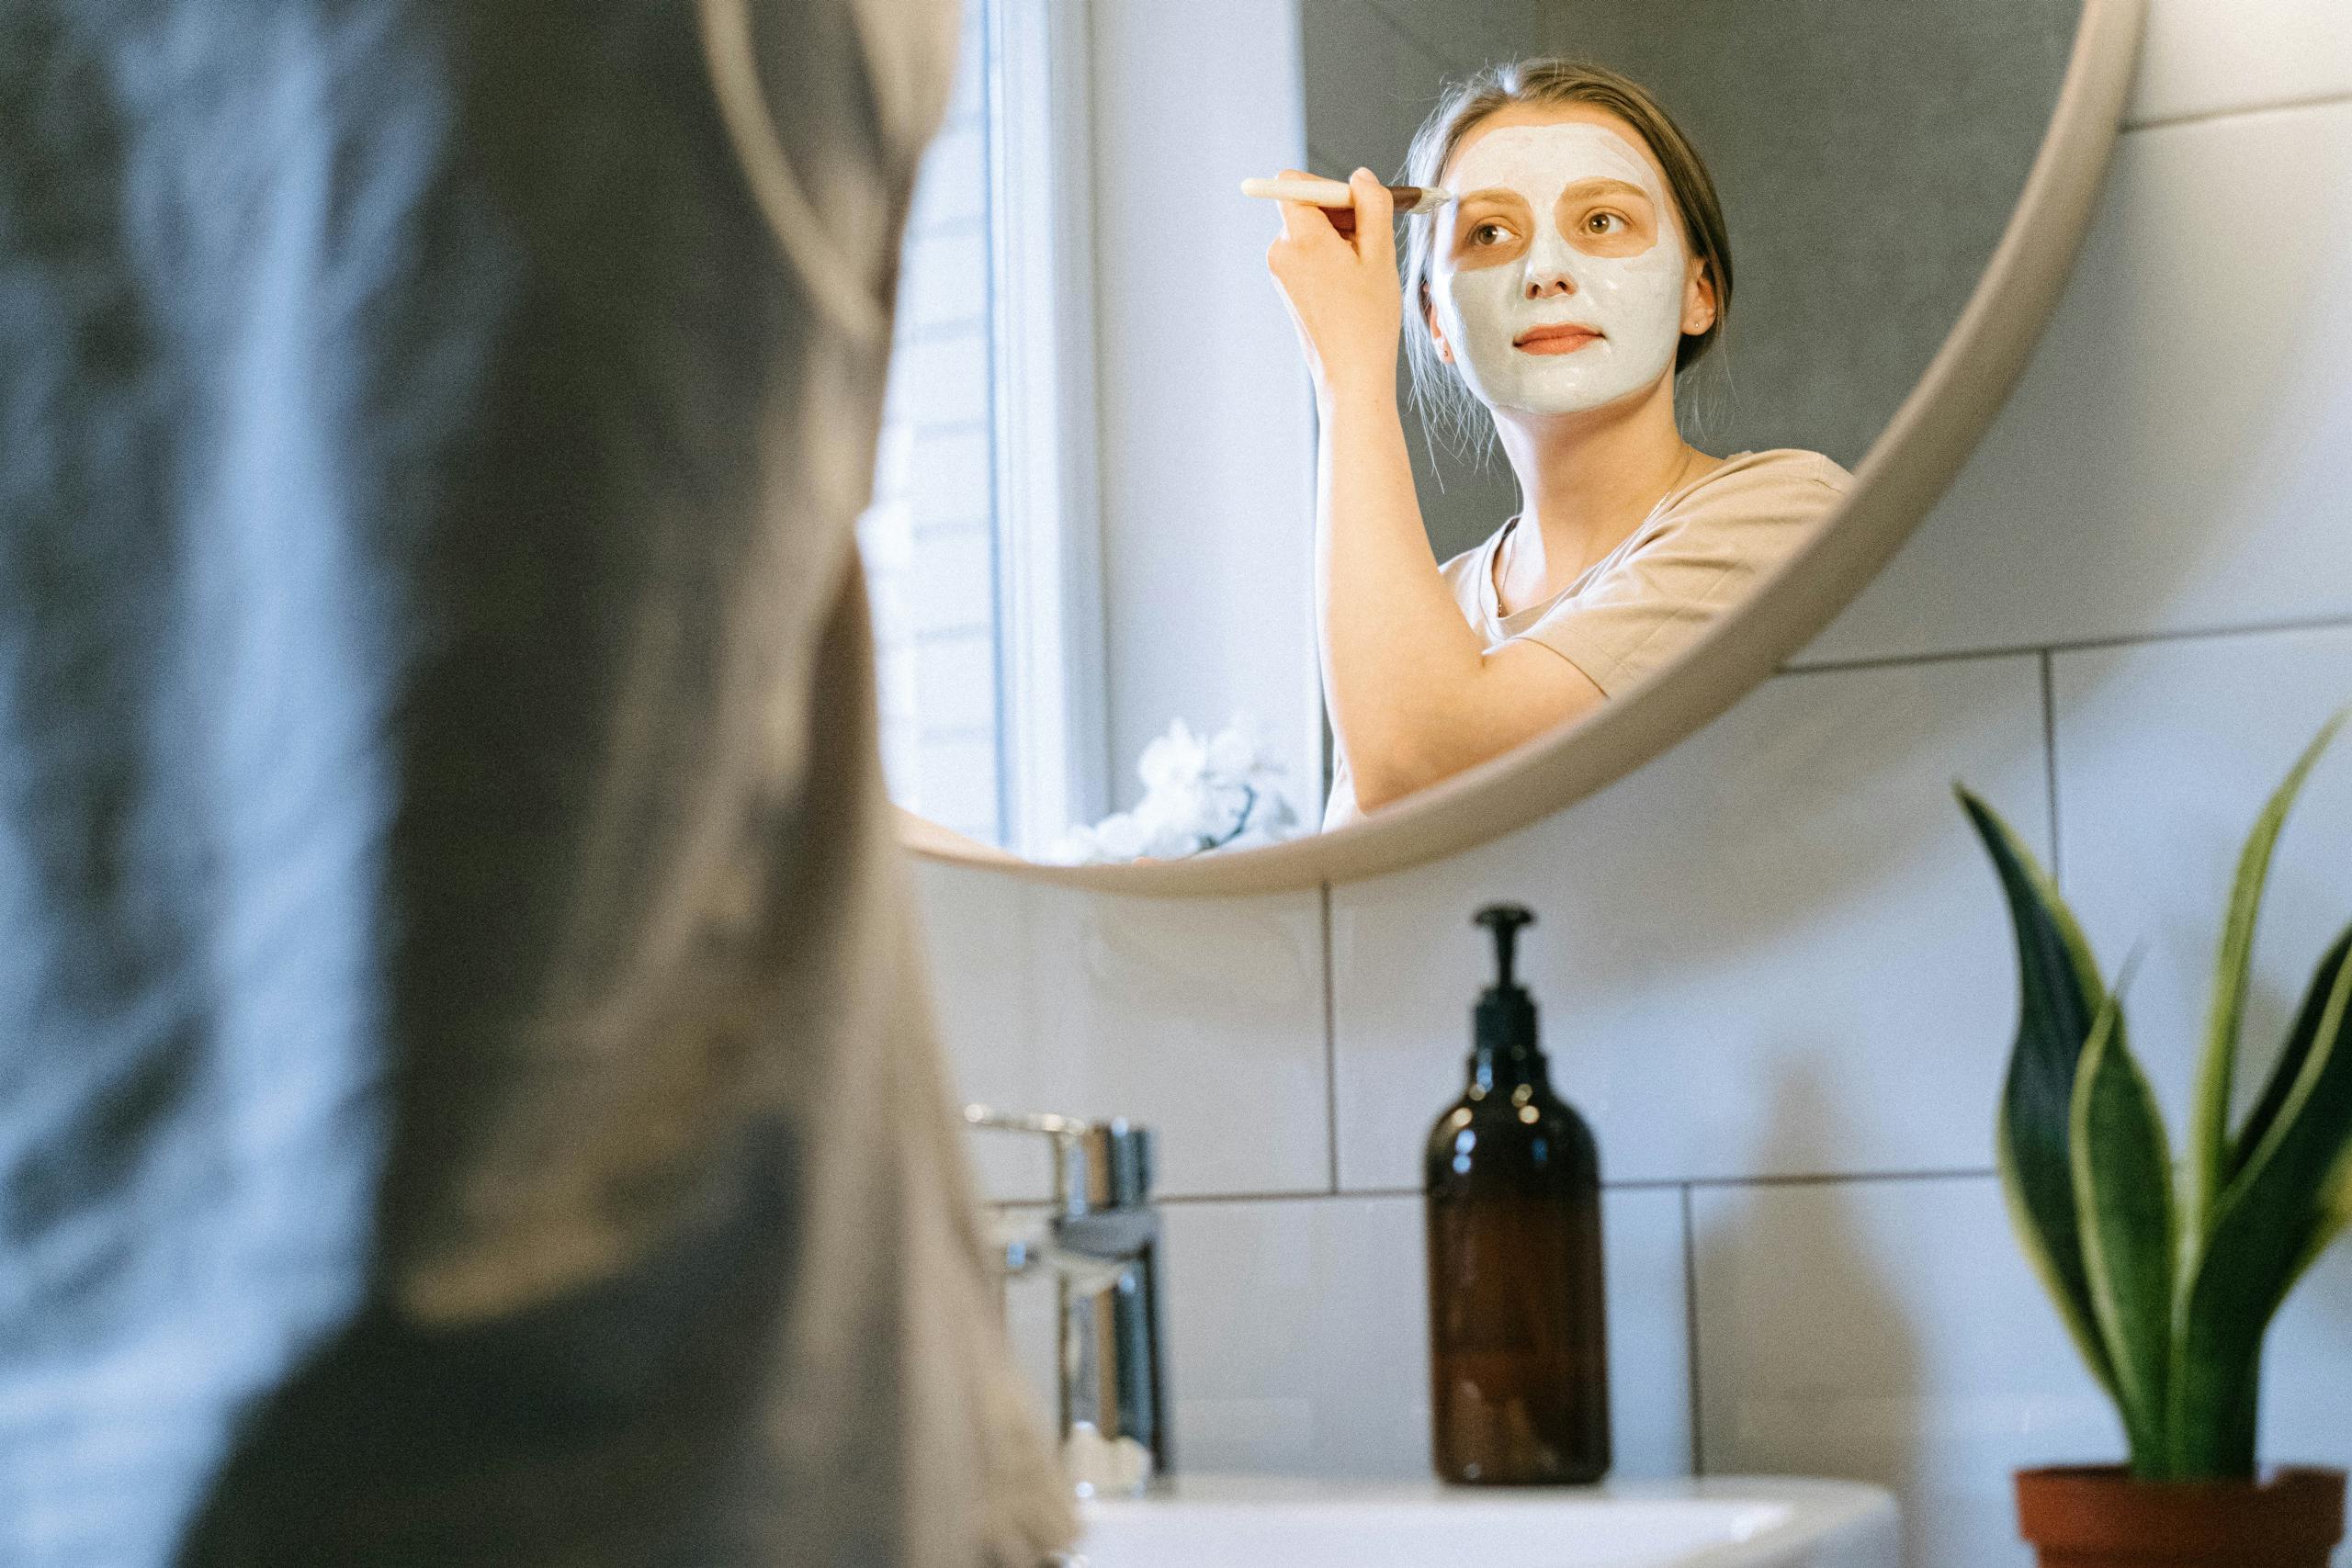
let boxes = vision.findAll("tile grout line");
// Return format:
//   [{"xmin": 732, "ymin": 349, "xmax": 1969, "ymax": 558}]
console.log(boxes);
[
  {"xmin": 1150, "ymin": 1166, "xmax": 2002, "ymax": 1206},
  {"xmin": 1623, "ymin": 1165, "xmax": 1997, "ymax": 1191},
  {"xmin": 1321, "ymin": 881, "xmax": 1340, "ymax": 1195},
  {"xmin": 1780, "ymin": 608, "xmax": 2352, "ymax": 679},
  {"xmin": 2041, "ymin": 649, "xmax": 2064, "ymax": 887},
  {"xmin": 2124, "ymin": 86, "xmax": 2352, "ymax": 136},
  {"xmin": 1158, "ymin": 1187, "xmax": 1394, "ymax": 1207},
  {"xmin": 1680, "ymin": 1182, "xmax": 1705, "ymax": 1477}
]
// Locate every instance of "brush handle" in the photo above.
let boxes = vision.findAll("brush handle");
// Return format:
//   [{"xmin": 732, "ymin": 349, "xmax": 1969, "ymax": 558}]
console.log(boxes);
[{"xmin": 1240, "ymin": 175, "xmax": 1449, "ymax": 214}]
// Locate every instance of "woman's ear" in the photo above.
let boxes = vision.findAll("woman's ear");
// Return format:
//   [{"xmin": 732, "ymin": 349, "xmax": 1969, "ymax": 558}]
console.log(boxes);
[
  {"xmin": 1681, "ymin": 257, "xmax": 1718, "ymax": 338},
  {"xmin": 1423, "ymin": 280, "xmax": 1453, "ymax": 364}
]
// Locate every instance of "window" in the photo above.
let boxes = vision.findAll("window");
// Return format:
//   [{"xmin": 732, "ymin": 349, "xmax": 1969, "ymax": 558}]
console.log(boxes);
[{"xmin": 861, "ymin": 0, "xmax": 1103, "ymax": 855}]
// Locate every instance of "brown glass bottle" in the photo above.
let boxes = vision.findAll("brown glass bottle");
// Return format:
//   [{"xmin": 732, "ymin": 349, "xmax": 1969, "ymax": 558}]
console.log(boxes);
[{"xmin": 1424, "ymin": 905, "xmax": 1610, "ymax": 1485}]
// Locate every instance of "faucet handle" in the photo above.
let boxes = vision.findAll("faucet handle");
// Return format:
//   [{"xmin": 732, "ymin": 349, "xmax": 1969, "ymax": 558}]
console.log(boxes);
[
  {"xmin": 963, "ymin": 1104, "xmax": 1154, "ymax": 1214},
  {"xmin": 965, "ymin": 1105, "xmax": 1170, "ymax": 1496},
  {"xmin": 963, "ymin": 1106, "xmax": 1092, "ymax": 1139},
  {"xmin": 964, "ymin": 1104, "xmax": 1093, "ymax": 1214}
]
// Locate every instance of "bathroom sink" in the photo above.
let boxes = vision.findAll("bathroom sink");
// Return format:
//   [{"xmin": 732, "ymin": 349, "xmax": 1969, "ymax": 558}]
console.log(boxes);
[{"xmin": 1072, "ymin": 1475, "xmax": 1898, "ymax": 1568}]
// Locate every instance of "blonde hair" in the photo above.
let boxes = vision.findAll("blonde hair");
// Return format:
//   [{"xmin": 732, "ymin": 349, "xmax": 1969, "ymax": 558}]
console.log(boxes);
[{"xmin": 1401, "ymin": 59, "xmax": 1733, "ymax": 459}]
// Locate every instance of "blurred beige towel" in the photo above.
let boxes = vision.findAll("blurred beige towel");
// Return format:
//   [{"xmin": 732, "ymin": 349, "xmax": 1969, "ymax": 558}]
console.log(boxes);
[{"xmin": 0, "ymin": 1, "xmax": 1069, "ymax": 1562}]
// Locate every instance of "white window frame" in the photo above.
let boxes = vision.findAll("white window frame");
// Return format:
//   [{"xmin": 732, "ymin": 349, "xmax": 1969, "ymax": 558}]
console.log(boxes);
[{"xmin": 983, "ymin": 0, "xmax": 1110, "ymax": 854}]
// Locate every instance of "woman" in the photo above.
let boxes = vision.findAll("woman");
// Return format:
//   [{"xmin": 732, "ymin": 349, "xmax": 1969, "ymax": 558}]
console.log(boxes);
[{"xmin": 1268, "ymin": 60, "xmax": 1853, "ymax": 827}]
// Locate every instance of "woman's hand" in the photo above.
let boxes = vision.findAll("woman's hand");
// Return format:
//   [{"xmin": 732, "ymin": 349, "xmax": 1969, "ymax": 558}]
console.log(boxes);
[{"xmin": 1265, "ymin": 168, "xmax": 1402, "ymax": 409}]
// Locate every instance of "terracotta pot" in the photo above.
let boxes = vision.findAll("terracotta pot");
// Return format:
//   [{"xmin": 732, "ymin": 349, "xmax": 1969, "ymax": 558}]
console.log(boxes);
[{"xmin": 2016, "ymin": 1465, "xmax": 2346, "ymax": 1567}]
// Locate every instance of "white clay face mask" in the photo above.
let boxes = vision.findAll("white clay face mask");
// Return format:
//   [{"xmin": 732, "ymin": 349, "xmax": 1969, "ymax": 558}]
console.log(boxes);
[{"xmin": 1433, "ymin": 122, "xmax": 1689, "ymax": 417}]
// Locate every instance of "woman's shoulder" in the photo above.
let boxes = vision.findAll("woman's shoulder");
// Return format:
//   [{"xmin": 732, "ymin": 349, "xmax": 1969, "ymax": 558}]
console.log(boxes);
[
  {"xmin": 1648, "ymin": 448, "xmax": 1853, "ymax": 535},
  {"xmin": 1690, "ymin": 447, "xmax": 1856, "ymax": 499},
  {"xmin": 1608, "ymin": 449, "xmax": 1851, "ymax": 565}
]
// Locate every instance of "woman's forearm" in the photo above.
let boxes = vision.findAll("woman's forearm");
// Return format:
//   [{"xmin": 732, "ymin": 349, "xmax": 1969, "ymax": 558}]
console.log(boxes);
[
  {"xmin": 1273, "ymin": 168, "xmax": 1597, "ymax": 812},
  {"xmin": 1315, "ymin": 380, "xmax": 1491, "ymax": 803}
]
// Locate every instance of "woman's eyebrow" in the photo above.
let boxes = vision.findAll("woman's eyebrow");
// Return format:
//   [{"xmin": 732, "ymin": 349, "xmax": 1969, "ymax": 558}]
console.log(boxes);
[{"xmin": 1556, "ymin": 175, "xmax": 1654, "ymax": 202}]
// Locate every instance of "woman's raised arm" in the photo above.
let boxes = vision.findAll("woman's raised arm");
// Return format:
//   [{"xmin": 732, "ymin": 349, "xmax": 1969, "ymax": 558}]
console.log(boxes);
[{"xmin": 1267, "ymin": 169, "xmax": 1603, "ymax": 810}]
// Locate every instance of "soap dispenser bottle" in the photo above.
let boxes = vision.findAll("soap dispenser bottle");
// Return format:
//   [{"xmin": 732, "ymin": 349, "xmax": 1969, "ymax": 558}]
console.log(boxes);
[{"xmin": 1424, "ymin": 904, "xmax": 1610, "ymax": 1484}]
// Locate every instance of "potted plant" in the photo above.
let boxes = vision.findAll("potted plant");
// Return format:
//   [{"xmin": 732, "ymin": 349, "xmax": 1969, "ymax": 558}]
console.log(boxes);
[{"xmin": 1960, "ymin": 716, "xmax": 2350, "ymax": 1568}]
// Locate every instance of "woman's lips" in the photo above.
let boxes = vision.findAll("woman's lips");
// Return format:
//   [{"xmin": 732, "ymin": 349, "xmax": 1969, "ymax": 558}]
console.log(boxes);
[{"xmin": 1513, "ymin": 322, "xmax": 1602, "ymax": 355}]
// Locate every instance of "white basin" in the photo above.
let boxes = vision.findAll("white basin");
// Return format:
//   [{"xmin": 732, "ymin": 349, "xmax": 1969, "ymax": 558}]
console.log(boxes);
[{"xmin": 1073, "ymin": 1475, "xmax": 1899, "ymax": 1568}]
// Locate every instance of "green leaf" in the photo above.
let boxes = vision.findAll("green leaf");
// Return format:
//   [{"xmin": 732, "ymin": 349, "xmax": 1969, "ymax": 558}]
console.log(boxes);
[
  {"xmin": 2321, "ymin": 1138, "xmax": 2352, "ymax": 1267},
  {"xmin": 1959, "ymin": 786, "xmax": 2118, "ymax": 1401},
  {"xmin": 2171, "ymin": 932, "xmax": 2352, "ymax": 1477},
  {"xmin": 2232, "ymin": 927, "xmax": 2352, "ymax": 1182},
  {"xmin": 2068, "ymin": 985, "xmax": 2176, "ymax": 1476},
  {"xmin": 2290, "ymin": 1132, "xmax": 2352, "ymax": 1287},
  {"xmin": 2188, "ymin": 714, "xmax": 2346, "ymax": 1235}
]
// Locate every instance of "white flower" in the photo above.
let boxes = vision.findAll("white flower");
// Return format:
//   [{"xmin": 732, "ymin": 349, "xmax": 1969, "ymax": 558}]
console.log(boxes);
[
  {"xmin": 1091, "ymin": 812, "xmax": 1146, "ymax": 862},
  {"xmin": 1137, "ymin": 719, "xmax": 1210, "ymax": 795},
  {"xmin": 1137, "ymin": 773, "xmax": 1212, "ymax": 840},
  {"xmin": 1205, "ymin": 723, "xmax": 1259, "ymax": 778},
  {"xmin": 1054, "ymin": 714, "xmax": 1300, "ymax": 863},
  {"xmin": 1043, "ymin": 824, "xmax": 1102, "ymax": 865}
]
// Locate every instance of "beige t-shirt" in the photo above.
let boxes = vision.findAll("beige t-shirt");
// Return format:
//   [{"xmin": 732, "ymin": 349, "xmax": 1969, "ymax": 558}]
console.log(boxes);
[{"xmin": 1325, "ymin": 447, "xmax": 1854, "ymax": 828}]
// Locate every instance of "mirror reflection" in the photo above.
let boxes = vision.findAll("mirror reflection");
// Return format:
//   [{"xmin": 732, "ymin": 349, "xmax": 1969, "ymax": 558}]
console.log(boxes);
[
  {"xmin": 1268, "ymin": 71, "xmax": 1850, "ymax": 830},
  {"xmin": 865, "ymin": 1, "xmax": 2076, "ymax": 864}
]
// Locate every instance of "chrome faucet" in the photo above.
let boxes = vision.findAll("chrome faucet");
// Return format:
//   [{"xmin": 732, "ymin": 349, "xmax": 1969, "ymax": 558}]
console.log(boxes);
[{"xmin": 966, "ymin": 1105, "xmax": 1170, "ymax": 1497}]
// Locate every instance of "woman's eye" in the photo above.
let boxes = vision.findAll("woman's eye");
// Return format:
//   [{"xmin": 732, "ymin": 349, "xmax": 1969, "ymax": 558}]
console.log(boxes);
[
  {"xmin": 1470, "ymin": 221, "xmax": 1511, "ymax": 245},
  {"xmin": 1583, "ymin": 211, "xmax": 1625, "ymax": 237}
]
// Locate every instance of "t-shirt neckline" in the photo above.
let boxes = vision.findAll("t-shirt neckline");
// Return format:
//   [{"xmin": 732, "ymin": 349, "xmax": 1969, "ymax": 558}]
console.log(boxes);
[{"xmin": 1479, "ymin": 448, "xmax": 1758, "ymax": 634}]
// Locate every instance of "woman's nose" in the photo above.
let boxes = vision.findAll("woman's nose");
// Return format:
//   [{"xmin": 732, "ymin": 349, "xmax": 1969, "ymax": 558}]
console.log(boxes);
[{"xmin": 1521, "ymin": 228, "xmax": 1579, "ymax": 299}]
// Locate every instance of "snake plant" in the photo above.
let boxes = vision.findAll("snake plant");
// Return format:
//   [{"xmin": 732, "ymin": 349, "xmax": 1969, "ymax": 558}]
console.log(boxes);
[{"xmin": 1959, "ymin": 714, "xmax": 2352, "ymax": 1481}]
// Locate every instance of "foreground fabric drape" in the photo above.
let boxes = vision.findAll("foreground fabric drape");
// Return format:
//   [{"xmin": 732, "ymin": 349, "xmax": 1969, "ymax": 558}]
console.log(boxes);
[{"xmin": 0, "ymin": 1, "xmax": 1072, "ymax": 1561}]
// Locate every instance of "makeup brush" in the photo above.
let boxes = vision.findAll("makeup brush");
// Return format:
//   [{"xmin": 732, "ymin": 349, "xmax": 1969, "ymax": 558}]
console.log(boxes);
[{"xmin": 1240, "ymin": 175, "xmax": 1453, "ymax": 215}]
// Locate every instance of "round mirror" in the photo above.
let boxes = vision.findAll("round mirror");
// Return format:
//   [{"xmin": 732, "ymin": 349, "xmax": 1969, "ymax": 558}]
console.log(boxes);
[{"xmin": 867, "ymin": 0, "xmax": 2143, "ymax": 893}]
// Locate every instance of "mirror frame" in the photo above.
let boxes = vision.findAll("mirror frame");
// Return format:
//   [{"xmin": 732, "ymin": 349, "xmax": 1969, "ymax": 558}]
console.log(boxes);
[{"xmin": 903, "ymin": 0, "xmax": 2145, "ymax": 896}]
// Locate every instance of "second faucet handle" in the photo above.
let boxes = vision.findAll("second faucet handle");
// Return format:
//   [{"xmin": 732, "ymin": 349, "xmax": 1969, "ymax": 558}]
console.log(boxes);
[{"xmin": 964, "ymin": 1104, "xmax": 1154, "ymax": 1216}]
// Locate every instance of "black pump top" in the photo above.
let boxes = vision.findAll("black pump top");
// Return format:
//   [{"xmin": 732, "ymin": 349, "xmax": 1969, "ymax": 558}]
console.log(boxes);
[{"xmin": 1473, "ymin": 903, "xmax": 1541, "ymax": 1058}]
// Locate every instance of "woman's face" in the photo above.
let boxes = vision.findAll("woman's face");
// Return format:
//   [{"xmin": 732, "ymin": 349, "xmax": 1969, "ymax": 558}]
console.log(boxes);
[{"xmin": 1429, "ymin": 104, "xmax": 1713, "ymax": 419}]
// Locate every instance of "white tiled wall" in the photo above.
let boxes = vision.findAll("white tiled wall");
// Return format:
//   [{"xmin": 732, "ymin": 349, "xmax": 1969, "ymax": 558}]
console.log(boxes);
[
  {"xmin": 1795, "ymin": 97, "xmax": 2352, "ymax": 666},
  {"xmin": 916, "ymin": 862, "xmax": 1331, "ymax": 1203},
  {"xmin": 1690, "ymin": 1177, "xmax": 2121, "ymax": 1568},
  {"xmin": 2127, "ymin": 0, "xmax": 2352, "ymax": 126},
  {"xmin": 912, "ymin": 3, "xmax": 2352, "ymax": 1563},
  {"xmin": 1157, "ymin": 1187, "xmax": 1693, "ymax": 1481},
  {"xmin": 1330, "ymin": 656, "xmax": 2051, "ymax": 1191},
  {"xmin": 2052, "ymin": 627, "xmax": 2352, "ymax": 1123}
]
